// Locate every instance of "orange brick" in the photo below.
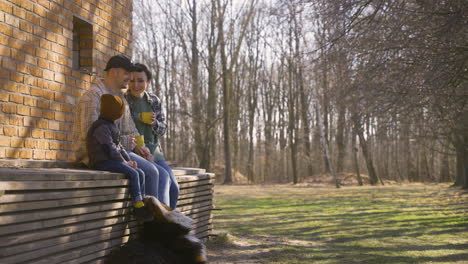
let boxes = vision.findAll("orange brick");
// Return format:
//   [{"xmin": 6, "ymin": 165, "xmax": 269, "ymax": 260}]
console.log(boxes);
[
  {"xmin": 0, "ymin": 23, "xmax": 13, "ymax": 35},
  {"xmin": 33, "ymin": 4, "xmax": 47, "ymax": 18},
  {"xmin": 0, "ymin": 91, "xmax": 8, "ymax": 102},
  {"xmin": 23, "ymin": 75, "xmax": 36, "ymax": 86},
  {"xmin": 31, "ymin": 108, "xmax": 43, "ymax": 118},
  {"xmin": 31, "ymin": 129, "xmax": 44, "ymax": 138},
  {"xmin": 19, "ymin": 0, "xmax": 34, "ymax": 11},
  {"xmin": 19, "ymin": 21, "xmax": 33, "ymax": 33},
  {"xmin": 10, "ymin": 138, "xmax": 24, "ymax": 147},
  {"xmin": 37, "ymin": 100, "xmax": 50, "ymax": 109},
  {"xmin": 9, "ymin": 116, "xmax": 23, "ymax": 126},
  {"xmin": 37, "ymin": 140, "xmax": 48, "ymax": 149},
  {"xmin": 17, "ymin": 84, "xmax": 30, "ymax": 95},
  {"xmin": 57, "ymin": 151, "xmax": 68, "ymax": 160},
  {"xmin": 49, "ymin": 141, "xmax": 60, "ymax": 150},
  {"xmin": 19, "ymin": 149, "xmax": 33, "ymax": 159},
  {"xmin": 54, "ymin": 112, "xmax": 66, "ymax": 121},
  {"xmin": 13, "ymin": 6, "xmax": 27, "ymax": 19},
  {"xmin": 0, "ymin": 148, "xmax": 5, "ymax": 158},
  {"xmin": 0, "ymin": 1, "xmax": 13, "ymax": 13},
  {"xmin": 10, "ymin": 72, "xmax": 24, "ymax": 82},
  {"xmin": 0, "ymin": 137, "xmax": 9, "ymax": 147},
  {"xmin": 4, "ymin": 13, "xmax": 19, "ymax": 28},
  {"xmin": 2, "ymin": 104, "xmax": 16, "ymax": 114},
  {"xmin": 16, "ymin": 63, "xmax": 30, "ymax": 74},
  {"xmin": 17, "ymin": 105, "xmax": 30, "ymax": 115},
  {"xmin": 35, "ymin": 48, "xmax": 48, "ymax": 59},
  {"xmin": 9, "ymin": 93, "xmax": 23, "ymax": 104},
  {"xmin": 30, "ymin": 87, "xmax": 43, "ymax": 97},
  {"xmin": 0, "ymin": 34, "xmax": 8, "ymax": 45},
  {"xmin": 4, "ymin": 126, "xmax": 17, "ymax": 136},
  {"xmin": 43, "ymin": 111, "xmax": 54, "ymax": 120},
  {"xmin": 22, "ymin": 116, "xmax": 35, "ymax": 126},
  {"xmin": 37, "ymin": 0, "xmax": 50, "ymax": 9},
  {"xmin": 24, "ymin": 97, "xmax": 37, "ymax": 106},
  {"xmin": 43, "ymin": 70, "xmax": 54, "ymax": 81},
  {"xmin": 36, "ymin": 119, "xmax": 48, "ymax": 129},
  {"xmin": 44, "ymin": 131, "xmax": 54, "ymax": 139},
  {"xmin": 3, "ymin": 82, "xmax": 17, "ymax": 92},
  {"xmin": 2, "ymin": 58, "xmax": 16, "ymax": 71},
  {"xmin": 33, "ymin": 150, "xmax": 46, "ymax": 159},
  {"xmin": 18, "ymin": 127, "xmax": 31, "ymax": 137},
  {"xmin": 43, "ymin": 90, "xmax": 54, "ymax": 100},
  {"xmin": 46, "ymin": 151, "xmax": 57, "ymax": 160},
  {"xmin": 6, "ymin": 149, "xmax": 20, "ymax": 159},
  {"xmin": 24, "ymin": 139, "xmax": 37, "ymax": 148},
  {"xmin": 49, "ymin": 121, "xmax": 60, "ymax": 130},
  {"xmin": 0, "ymin": 45, "xmax": 11, "ymax": 56}
]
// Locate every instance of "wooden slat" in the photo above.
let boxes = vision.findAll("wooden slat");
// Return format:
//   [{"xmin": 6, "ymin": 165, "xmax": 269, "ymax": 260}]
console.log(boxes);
[
  {"xmin": 0, "ymin": 193, "xmax": 132, "ymax": 213},
  {"xmin": 28, "ymin": 236, "xmax": 134, "ymax": 264},
  {"xmin": 178, "ymin": 190, "xmax": 212, "ymax": 201},
  {"xmin": 0, "ymin": 215, "xmax": 136, "ymax": 248},
  {"xmin": 175, "ymin": 174, "xmax": 214, "ymax": 183},
  {"xmin": 177, "ymin": 193, "xmax": 213, "ymax": 207},
  {"xmin": 172, "ymin": 168, "xmax": 206, "ymax": 176},
  {"xmin": 179, "ymin": 182, "xmax": 213, "ymax": 195},
  {"xmin": 0, "ymin": 179, "xmax": 129, "ymax": 190},
  {"xmin": 179, "ymin": 179, "xmax": 215, "ymax": 189},
  {"xmin": 0, "ymin": 221, "xmax": 139, "ymax": 258},
  {"xmin": 1, "ymin": 227, "xmax": 137, "ymax": 264},
  {"xmin": 0, "ymin": 200, "xmax": 133, "ymax": 226},
  {"xmin": 0, "ymin": 207, "xmax": 133, "ymax": 236},
  {"xmin": 0, "ymin": 187, "xmax": 130, "ymax": 203}
]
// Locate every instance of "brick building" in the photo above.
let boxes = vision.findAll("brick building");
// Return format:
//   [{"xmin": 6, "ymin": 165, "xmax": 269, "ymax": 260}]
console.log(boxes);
[{"xmin": 0, "ymin": 0, "xmax": 133, "ymax": 164}]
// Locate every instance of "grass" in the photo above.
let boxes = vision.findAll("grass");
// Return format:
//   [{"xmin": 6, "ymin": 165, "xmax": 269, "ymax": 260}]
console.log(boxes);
[{"xmin": 207, "ymin": 184, "xmax": 468, "ymax": 264}]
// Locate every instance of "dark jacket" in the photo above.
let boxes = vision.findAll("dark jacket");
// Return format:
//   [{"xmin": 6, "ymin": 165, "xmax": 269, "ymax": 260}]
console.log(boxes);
[{"xmin": 86, "ymin": 116, "xmax": 130, "ymax": 168}]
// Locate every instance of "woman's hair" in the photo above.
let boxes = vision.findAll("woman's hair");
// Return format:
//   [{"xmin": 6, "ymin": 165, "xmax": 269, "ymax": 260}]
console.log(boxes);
[{"xmin": 132, "ymin": 63, "xmax": 152, "ymax": 81}]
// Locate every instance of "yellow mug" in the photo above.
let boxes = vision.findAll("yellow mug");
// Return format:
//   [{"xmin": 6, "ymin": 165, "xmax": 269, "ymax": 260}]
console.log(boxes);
[
  {"xmin": 139, "ymin": 112, "xmax": 153, "ymax": 124},
  {"xmin": 135, "ymin": 135, "xmax": 144, "ymax": 147}
]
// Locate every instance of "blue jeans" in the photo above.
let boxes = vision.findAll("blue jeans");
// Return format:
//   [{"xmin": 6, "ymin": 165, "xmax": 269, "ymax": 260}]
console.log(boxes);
[
  {"xmin": 128, "ymin": 152, "xmax": 159, "ymax": 198},
  {"xmin": 154, "ymin": 160, "xmax": 179, "ymax": 209},
  {"xmin": 94, "ymin": 160, "xmax": 145, "ymax": 203}
]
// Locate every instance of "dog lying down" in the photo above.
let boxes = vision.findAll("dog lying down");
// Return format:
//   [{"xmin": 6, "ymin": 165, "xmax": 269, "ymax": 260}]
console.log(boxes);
[{"xmin": 105, "ymin": 196, "xmax": 208, "ymax": 264}]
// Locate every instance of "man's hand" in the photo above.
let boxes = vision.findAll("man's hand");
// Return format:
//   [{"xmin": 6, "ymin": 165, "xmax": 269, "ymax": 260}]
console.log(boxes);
[
  {"xmin": 134, "ymin": 145, "xmax": 153, "ymax": 161},
  {"xmin": 128, "ymin": 135, "xmax": 137, "ymax": 150},
  {"xmin": 151, "ymin": 112, "xmax": 157, "ymax": 126},
  {"xmin": 126, "ymin": 160, "xmax": 137, "ymax": 168}
]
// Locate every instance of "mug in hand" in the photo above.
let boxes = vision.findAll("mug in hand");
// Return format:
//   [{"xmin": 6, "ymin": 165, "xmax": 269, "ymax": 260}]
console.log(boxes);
[
  {"xmin": 139, "ymin": 112, "xmax": 153, "ymax": 124},
  {"xmin": 135, "ymin": 135, "xmax": 145, "ymax": 147}
]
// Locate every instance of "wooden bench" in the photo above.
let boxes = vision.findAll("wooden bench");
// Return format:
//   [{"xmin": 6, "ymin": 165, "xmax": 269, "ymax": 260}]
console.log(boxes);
[{"xmin": 0, "ymin": 167, "xmax": 214, "ymax": 264}]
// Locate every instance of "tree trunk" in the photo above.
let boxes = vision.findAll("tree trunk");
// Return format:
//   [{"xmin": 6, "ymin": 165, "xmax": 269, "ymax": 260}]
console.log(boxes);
[
  {"xmin": 353, "ymin": 114, "xmax": 379, "ymax": 185},
  {"xmin": 336, "ymin": 106, "xmax": 346, "ymax": 173},
  {"xmin": 352, "ymin": 129, "xmax": 363, "ymax": 186}
]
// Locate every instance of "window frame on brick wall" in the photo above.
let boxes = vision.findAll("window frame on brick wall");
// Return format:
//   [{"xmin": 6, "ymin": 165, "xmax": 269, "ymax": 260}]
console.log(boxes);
[{"xmin": 72, "ymin": 16, "xmax": 93, "ymax": 71}]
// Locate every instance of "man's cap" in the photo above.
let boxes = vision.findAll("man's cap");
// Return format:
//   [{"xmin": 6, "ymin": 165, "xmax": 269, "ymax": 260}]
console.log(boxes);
[
  {"xmin": 104, "ymin": 54, "xmax": 133, "ymax": 72},
  {"xmin": 100, "ymin": 94, "xmax": 125, "ymax": 121}
]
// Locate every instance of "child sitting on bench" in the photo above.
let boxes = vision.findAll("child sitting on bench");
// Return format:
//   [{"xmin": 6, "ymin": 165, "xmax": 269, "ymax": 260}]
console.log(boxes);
[{"xmin": 86, "ymin": 94, "xmax": 153, "ymax": 222}]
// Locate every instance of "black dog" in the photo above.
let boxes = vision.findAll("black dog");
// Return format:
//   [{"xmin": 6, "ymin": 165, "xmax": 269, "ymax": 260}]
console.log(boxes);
[{"xmin": 105, "ymin": 196, "xmax": 207, "ymax": 264}]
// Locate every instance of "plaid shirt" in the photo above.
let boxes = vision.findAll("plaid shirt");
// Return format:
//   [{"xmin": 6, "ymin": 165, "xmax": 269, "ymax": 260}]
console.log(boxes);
[
  {"xmin": 72, "ymin": 80, "xmax": 140, "ymax": 166},
  {"xmin": 125, "ymin": 91, "xmax": 167, "ymax": 138}
]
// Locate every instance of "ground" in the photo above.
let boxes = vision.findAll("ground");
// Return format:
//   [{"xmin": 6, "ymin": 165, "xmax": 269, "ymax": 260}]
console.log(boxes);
[{"xmin": 205, "ymin": 182, "xmax": 468, "ymax": 264}]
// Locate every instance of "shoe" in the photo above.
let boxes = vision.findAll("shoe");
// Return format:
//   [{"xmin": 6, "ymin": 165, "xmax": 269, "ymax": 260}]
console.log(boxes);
[{"xmin": 134, "ymin": 206, "xmax": 154, "ymax": 222}]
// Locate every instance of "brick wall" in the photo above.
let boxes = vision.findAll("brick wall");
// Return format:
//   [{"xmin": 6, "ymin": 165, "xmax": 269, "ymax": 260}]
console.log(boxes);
[{"xmin": 0, "ymin": 0, "xmax": 133, "ymax": 162}]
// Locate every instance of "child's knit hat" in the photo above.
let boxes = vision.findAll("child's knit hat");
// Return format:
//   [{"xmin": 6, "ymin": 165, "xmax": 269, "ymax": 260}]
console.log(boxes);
[{"xmin": 100, "ymin": 94, "xmax": 124, "ymax": 121}]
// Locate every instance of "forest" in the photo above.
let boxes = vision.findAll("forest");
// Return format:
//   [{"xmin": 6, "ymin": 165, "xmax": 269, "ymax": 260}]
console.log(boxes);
[{"xmin": 132, "ymin": 0, "xmax": 468, "ymax": 188}]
